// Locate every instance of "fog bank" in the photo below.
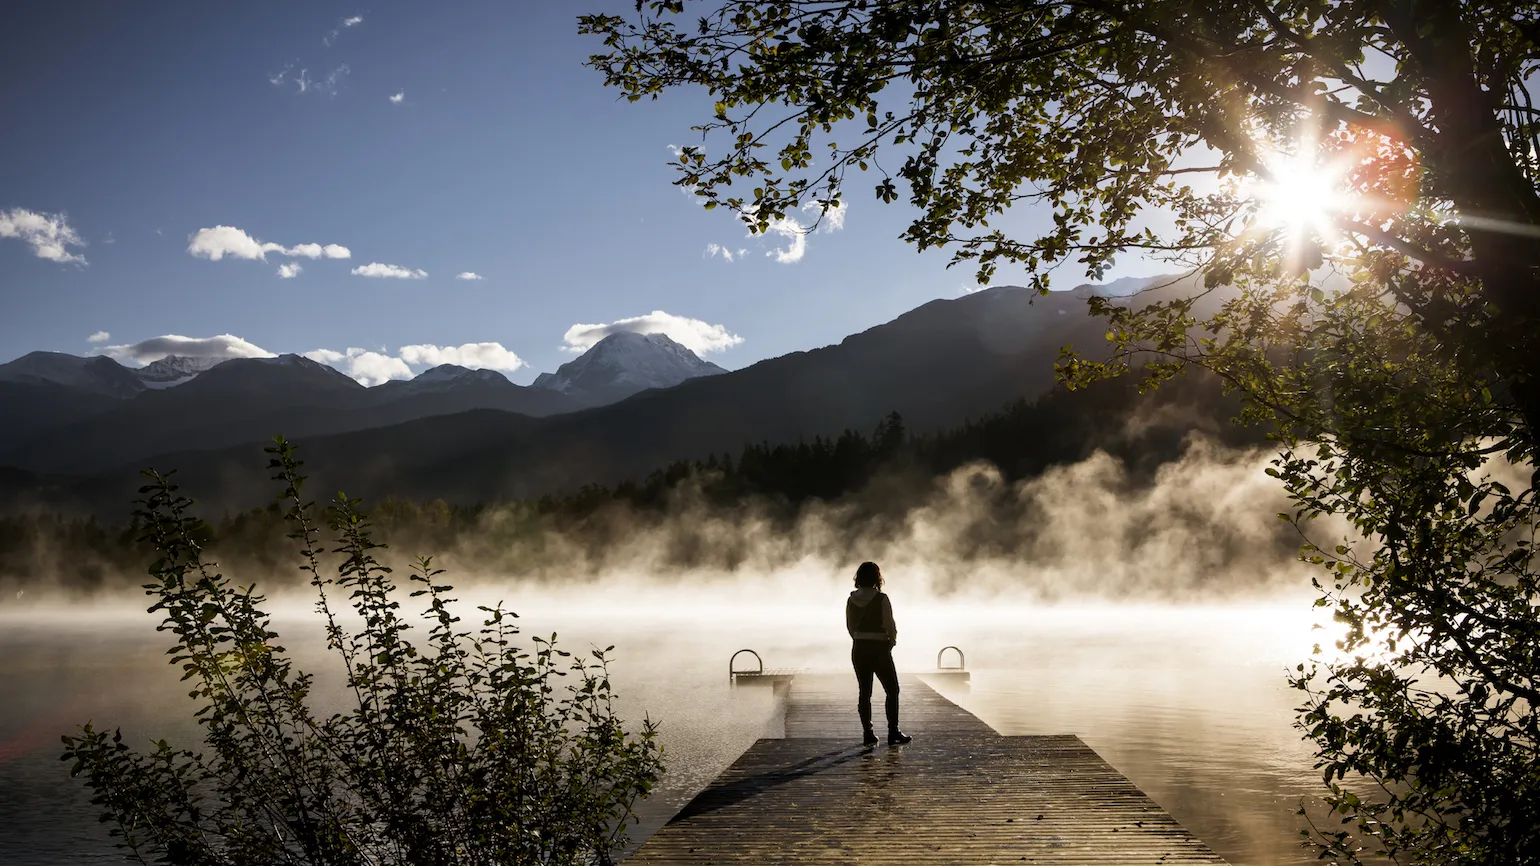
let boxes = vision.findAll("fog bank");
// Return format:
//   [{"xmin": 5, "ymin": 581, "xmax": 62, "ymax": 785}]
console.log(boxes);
[{"xmin": 2, "ymin": 433, "xmax": 1331, "ymax": 607}]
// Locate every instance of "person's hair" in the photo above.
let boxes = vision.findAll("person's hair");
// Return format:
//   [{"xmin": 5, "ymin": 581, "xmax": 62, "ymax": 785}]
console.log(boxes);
[{"xmin": 854, "ymin": 561, "xmax": 882, "ymax": 589}]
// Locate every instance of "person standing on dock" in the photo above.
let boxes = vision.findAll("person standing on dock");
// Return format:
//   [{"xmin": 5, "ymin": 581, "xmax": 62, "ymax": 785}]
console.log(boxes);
[{"xmin": 846, "ymin": 561, "xmax": 911, "ymax": 746}]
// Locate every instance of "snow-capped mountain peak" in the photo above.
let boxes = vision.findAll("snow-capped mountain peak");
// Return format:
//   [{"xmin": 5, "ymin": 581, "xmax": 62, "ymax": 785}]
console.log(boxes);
[
  {"xmin": 532, "ymin": 331, "xmax": 726, "ymax": 406},
  {"xmin": 135, "ymin": 354, "xmax": 230, "ymax": 389}
]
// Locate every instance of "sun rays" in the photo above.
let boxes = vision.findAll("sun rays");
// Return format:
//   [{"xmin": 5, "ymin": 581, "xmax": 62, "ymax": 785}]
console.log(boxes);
[
  {"xmin": 1250, "ymin": 145, "xmax": 1352, "ymax": 238},
  {"xmin": 1238, "ymin": 129, "xmax": 1362, "ymax": 265}
]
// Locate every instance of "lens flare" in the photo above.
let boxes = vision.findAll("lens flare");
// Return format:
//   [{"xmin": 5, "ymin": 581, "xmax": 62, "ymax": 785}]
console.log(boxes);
[{"xmin": 1247, "ymin": 143, "xmax": 1352, "ymax": 240}]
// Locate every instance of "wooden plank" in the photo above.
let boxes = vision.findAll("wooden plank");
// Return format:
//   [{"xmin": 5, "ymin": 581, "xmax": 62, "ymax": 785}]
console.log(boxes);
[
  {"xmin": 782, "ymin": 673, "xmax": 996, "ymax": 739},
  {"xmin": 731, "ymin": 669, "xmax": 802, "ymax": 687},
  {"xmin": 625, "ymin": 673, "xmax": 1227, "ymax": 864},
  {"xmin": 627, "ymin": 734, "xmax": 1229, "ymax": 864}
]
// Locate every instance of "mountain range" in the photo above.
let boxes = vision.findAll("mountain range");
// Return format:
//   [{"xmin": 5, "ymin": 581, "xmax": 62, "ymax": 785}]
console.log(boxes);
[
  {"xmin": 0, "ymin": 273, "xmax": 1214, "ymax": 515},
  {"xmin": 0, "ymin": 329, "xmax": 739, "ymax": 474},
  {"xmin": 0, "ymin": 355, "xmax": 582, "ymax": 475}
]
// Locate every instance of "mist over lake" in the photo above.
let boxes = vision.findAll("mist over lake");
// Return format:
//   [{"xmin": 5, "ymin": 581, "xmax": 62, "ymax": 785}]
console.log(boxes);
[
  {"xmin": 3, "ymin": 582, "xmax": 1331, "ymax": 866},
  {"xmin": 0, "ymin": 422, "xmax": 1340, "ymax": 864}
]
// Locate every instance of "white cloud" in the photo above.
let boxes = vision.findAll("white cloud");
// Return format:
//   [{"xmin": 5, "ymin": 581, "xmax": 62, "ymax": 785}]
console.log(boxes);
[
  {"xmin": 816, "ymin": 200, "xmax": 848, "ymax": 233},
  {"xmin": 281, "ymin": 242, "xmax": 351, "ymax": 259},
  {"xmin": 304, "ymin": 348, "xmax": 345, "ymax": 364},
  {"xmin": 187, "ymin": 226, "xmax": 267, "ymax": 261},
  {"xmin": 389, "ymin": 91, "xmax": 404, "ymax": 104},
  {"xmin": 561, "ymin": 310, "xmax": 743, "ymax": 355},
  {"xmin": 345, "ymin": 351, "xmax": 410, "ymax": 386},
  {"xmin": 323, "ymin": 16, "xmax": 365, "ymax": 47},
  {"xmin": 100, "ymin": 334, "xmax": 276, "ymax": 367},
  {"xmin": 455, "ymin": 271, "xmax": 483, "ymax": 281},
  {"xmin": 187, "ymin": 226, "xmax": 350, "ymax": 262},
  {"xmin": 765, "ymin": 217, "xmax": 808, "ymax": 263},
  {"xmin": 0, "ymin": 208, "xmax": 87, "ymax": 264},
  {"xmin": 321, "ymin": 65, "xmax": 350, "ymax": 95},
  {"xmin": 277, "ymin": 262, "xmax": 302, "ymax": 279},
  {"xmin": 704, "ymin": 243, "xmax": 735, "ymax": 263},
  {"xmin": 269, "ymin": 63, "xmax": 298, "ymax": 87},
  {"xmin": 399, "ymin": 342, "xmax": 525, "ymax": 371},
  {"xmin": 352, "ymin": 262, "xmax": 428, "ymax": 279},
  {"xmin": 304, "ymin": 341, "xmax": 523, "ymax": 385},
  {"xmin": 270, "ymin": 63, "xmax": 349, "ymax": 95},
  {"xmin": 270, "ymin": 64, "xmax": 317, "ymax": 93},
  {"xmin": 758, "ymin": 201, "xmax": 847, "ymax": 264},
  {"xmin": 304, "ymin": 347, "xmax": 411, "ymax": 386},
  {"xmin": 87, "ymin": 331, "xmax": 110, "ymax": 344}
]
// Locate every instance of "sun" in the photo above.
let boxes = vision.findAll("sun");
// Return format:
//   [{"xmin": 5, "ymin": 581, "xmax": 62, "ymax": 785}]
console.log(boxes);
[{"xmin": 1245, "ymin": 139, "xmax": 1353, "ymax": 240}]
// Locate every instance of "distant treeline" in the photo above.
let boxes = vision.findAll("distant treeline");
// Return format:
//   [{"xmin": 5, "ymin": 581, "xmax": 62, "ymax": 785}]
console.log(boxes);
[
  {"xmin": 0, "ymin": 370, "xmax": 1267, "ymax": 594},
  {"xmin": 547, "ymin": 366, "xmax": 1257, "ymax": 512}
]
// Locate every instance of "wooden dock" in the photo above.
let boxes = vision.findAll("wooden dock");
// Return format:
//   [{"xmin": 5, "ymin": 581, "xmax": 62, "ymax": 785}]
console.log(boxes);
[
  {"xmin": 782, "ymin": 674, "xmax": 994, "ymax": 738},
  {"xmin": 627, "ymin": 671, "xmax": 1229, "ymax": 864}
]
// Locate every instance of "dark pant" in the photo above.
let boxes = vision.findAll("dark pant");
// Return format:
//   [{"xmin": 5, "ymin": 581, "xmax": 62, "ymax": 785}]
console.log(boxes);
[{"xmin": 852, "ymin": 639, "xmax": 900, "ymax": 733}]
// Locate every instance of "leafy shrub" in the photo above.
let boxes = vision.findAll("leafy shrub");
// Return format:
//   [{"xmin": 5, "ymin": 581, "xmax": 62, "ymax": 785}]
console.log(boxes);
[{"xmin": 61, "ymin": 438, "xmax": 662, "ymax": 865}]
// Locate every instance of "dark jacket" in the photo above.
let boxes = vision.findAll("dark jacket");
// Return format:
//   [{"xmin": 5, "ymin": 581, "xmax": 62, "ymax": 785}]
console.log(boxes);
[{"xmin": 846, "ymin": 587, "xmax": 897, "ymax": 644}]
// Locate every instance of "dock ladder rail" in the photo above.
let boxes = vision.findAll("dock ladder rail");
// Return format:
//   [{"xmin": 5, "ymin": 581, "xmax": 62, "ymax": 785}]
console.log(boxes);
[
  {"xmin": 929, "ymin": 644, "xmax": 970, "ymax": 684},
  {"xmin": 728, "ymin": 648, "xmax": 800, "ymax": 687}
]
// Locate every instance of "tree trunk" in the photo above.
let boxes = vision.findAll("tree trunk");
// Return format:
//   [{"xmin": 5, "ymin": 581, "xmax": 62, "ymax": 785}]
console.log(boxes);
[{"xmin": 1386, "ymin": 0, "xmax": 1540, "ymax": 449}]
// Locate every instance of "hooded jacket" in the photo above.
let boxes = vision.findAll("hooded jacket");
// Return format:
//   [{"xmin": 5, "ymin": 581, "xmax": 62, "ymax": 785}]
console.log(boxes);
[{"xmin": 846, "ymin": 587, "xmax": 897, "ymax": 644}]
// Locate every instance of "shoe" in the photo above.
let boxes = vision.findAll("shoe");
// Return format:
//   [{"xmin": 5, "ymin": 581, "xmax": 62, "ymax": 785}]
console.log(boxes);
[
  {"xmin": 862, "ymin": 729, "xmax": 880, "ymax": 746},
  {"xmin": 887, "ymin": 730, "xmax": 912, "ymax": 745}
]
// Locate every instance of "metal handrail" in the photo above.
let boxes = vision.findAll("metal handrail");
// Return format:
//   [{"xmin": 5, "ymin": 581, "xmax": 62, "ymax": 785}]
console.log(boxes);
[
  {"xmin": 729, "ymin": 648, "xmax": 763, "ymax": 683},
  {"xmin": 937, "ymin": 646, "xmax": 966, "ymax": 671}
]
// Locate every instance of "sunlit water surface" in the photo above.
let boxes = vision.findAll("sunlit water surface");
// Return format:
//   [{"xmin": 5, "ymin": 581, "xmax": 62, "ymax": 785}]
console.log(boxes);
[{"xmin": 1, "ymin": 592, "xmax": 1330, "ymax": 865}]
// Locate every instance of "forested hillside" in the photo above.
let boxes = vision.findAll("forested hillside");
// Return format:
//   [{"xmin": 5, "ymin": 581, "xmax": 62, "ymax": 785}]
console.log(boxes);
[{"xmin": 0, "ymin": 368, "xmax": 1268, "ymax": 596}]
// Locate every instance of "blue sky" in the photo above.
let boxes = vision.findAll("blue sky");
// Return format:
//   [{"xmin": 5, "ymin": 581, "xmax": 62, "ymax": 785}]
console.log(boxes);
[{"xmin": 0, "ymin": 1, "xmax": 1164, "ymax": 385}]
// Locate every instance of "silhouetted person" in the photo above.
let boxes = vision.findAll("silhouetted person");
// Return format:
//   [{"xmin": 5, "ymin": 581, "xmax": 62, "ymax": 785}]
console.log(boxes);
[{"xmin": 846, "ymin": 561, "xmax": 910, "ymax": 745}]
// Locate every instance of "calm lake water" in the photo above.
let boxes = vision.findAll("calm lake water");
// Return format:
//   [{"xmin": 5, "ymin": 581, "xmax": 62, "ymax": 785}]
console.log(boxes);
[{"xmin": 0, "ymin": 592, "xmax": 1331, "ymax": 865}]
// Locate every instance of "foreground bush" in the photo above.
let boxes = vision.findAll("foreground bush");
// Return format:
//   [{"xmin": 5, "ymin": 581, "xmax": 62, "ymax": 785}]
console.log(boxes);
[{"xmin": 62, "ymin": 438, "xmax": 662, "ymax": 865}]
